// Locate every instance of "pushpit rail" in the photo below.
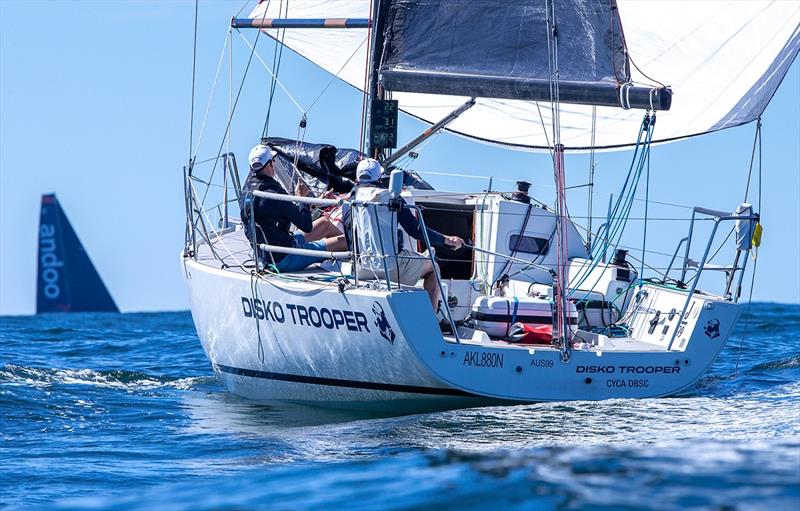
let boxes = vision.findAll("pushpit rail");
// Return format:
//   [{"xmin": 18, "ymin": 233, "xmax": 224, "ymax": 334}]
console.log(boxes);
[
  {"xmin": 184, "ymin": 152, "xmax": 242, "ymax": 259},
  {"xmin": 666, "ymin": 205, "xmax": 758, "ymax": 350}
]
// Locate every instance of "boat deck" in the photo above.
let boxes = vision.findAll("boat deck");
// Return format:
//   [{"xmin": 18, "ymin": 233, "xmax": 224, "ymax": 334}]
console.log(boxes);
[{"xmin": 193, "ymin": 225, "xmax": 344, "ymax": 280}]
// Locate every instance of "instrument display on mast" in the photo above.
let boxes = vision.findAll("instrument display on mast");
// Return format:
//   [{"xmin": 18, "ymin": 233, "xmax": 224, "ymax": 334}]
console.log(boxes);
[{"xmin": 370, "ymin": 100, "xmax": 398, "ymax": 149}]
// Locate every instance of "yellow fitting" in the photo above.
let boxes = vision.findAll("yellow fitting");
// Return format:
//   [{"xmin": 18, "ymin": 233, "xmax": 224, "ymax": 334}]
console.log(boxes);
[{"xmin": 752, "ymin": 222, "xmax": 763, "ymax": 247}]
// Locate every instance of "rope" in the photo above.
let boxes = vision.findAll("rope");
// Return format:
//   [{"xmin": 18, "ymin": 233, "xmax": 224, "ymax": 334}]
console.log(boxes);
[
  {"xmin": 734, "ymin": 257, "xmax": 758, "ymax": 376},
  {"xmin": 249, "ymin": 272, "xmax": 265, "ymax": 363},
  {"xmin": 568, "ymin": 113, "xmax": 653, "ymax": 297},
  {"xmin": 640, "ymin": 114, "xmax": 653, "ymax": 282}
]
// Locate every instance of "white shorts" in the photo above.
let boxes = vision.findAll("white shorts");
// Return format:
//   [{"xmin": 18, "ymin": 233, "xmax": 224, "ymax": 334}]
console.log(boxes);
[
  {"xmin": 359, "ymin": 249, "xmax": 433, "ymax": 286},
  {"xmin": 326, "ymin": 204, "xmax": 348, "ymax": 234}
]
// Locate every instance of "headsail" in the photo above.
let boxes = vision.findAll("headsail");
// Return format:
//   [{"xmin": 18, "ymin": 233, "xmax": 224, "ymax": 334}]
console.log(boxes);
[
  {"xmin": 248, "ymin": 0, "xmax": 799, "ymax": 150},
  {"xmin": 36, "ymin": 194, "xmax": 118, "ymax": 313}
]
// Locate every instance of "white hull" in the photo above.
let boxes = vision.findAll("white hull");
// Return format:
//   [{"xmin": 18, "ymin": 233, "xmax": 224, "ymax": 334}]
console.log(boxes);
[{"xmin": 184, "ymin": 257, "xmax": 740, "ymax": 411}]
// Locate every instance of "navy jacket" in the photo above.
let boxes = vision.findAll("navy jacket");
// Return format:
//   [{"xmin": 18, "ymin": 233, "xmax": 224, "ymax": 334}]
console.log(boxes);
[{"xmin": 240, "ymin": 172, "xmax": 313, "ymax": 261}]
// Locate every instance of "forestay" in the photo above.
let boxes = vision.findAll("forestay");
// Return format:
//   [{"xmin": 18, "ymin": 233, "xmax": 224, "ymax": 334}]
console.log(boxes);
[{"xmin": 249, "ymin": 0, "xmax": 800, "ymax": 150}]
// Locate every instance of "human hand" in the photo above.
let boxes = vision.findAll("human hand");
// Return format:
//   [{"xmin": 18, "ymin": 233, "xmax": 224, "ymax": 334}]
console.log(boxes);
[
  {"xmin": 444, "ymin": 235, "xmax": 464, "ymax": 250},
  {"xmin": 295, "ymin": 181, "xmax": 310, "ymax": 197}
]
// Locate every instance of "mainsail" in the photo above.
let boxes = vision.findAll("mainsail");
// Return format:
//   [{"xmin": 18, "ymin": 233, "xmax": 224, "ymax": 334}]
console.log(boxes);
[
  {"xmin": 248, "ymin": 0, "xmax": 799, "ymax": 150},
  {"xmin": 36, "ymin": 194, "xmax": 118, "ymax": 314},
  {"xmin": 379, "ymin": 0, "xmax": 673, "ymax": 110}
]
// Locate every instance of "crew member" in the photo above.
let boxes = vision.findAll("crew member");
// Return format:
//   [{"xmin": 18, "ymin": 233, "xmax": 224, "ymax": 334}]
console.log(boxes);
[
  {"xmin": 348, "ymin": 158, "xmax": 463, "ymax": 310},
  {"xmin": 240, "ymin": 143, "xmax": 345, "ymax": 272}
]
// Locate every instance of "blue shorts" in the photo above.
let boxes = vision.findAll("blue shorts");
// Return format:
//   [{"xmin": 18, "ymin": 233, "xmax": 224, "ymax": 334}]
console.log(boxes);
[{"xmin": 274, "ymin": 233, "xmax": 327, "ymax": 272}]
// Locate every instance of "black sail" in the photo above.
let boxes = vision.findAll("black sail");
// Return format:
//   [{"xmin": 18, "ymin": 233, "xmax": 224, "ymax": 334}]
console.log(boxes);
[{"xmin": 379, "ymin": 0, "xmax": 670, "ymax": 110}]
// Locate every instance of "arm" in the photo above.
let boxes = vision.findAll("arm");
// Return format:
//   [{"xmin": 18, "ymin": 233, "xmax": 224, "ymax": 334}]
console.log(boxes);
[
  {"xmin": 397, "ymin": 203, "xmax": 446, "ymax": 247},
  {"xmin": 252, "ymin": 196, "xmax": 313, "ymax": 233},
  {"xmin": 279, "ymin": 201, "xmax": 313, "ymax": 233}
]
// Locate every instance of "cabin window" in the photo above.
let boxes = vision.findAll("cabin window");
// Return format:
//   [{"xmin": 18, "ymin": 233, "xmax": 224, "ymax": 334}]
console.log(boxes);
[{"xmin": 509, "ymin": 234, "xmax": 549, "ymax": 255}]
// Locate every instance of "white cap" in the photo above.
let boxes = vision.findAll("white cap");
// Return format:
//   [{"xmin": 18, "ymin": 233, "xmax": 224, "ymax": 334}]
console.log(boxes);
[
  {"xmin": 356, "ymin": 158, "xmax": 383, "ymax": 183},
  {"xmin": 249, "ymin": 144, "xmax": 275, "ymax": 170}
]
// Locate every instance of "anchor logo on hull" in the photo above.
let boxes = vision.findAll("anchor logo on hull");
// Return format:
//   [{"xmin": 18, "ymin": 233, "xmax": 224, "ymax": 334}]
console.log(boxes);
[
  {"xmin": 704, "ymin": 319, "xmax": 720, "ymax": 339},
  {"xmin": 372, "ymin": 302, "xmax": 395, "ymax": 344}
]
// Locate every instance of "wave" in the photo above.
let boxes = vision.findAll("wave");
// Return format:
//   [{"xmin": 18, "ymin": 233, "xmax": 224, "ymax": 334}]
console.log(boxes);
[
  {"xmin": 48, "ymin": 440, "xmax": 800, "ymax": 511},
  {"xmin": 0, "ymin": 364, "xmax": 213, "ymax": 391},
  {"xmin": 748, "ymin": 355, "xmax": 800, "ymax": 371}
]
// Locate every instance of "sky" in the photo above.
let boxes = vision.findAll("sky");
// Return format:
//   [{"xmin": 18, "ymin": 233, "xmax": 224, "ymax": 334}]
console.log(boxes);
[{"xmin": 1, "ymin": 1, "xmax": 798, "ymax": 315}]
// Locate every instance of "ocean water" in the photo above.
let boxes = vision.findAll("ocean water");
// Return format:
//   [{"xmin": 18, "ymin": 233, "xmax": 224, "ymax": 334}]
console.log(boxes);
[{"xmin": 1, "ymin": 304, "xmax": 798, "ymax": 510}]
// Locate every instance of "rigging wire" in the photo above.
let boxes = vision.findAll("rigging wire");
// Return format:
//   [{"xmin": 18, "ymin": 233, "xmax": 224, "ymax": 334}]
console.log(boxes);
[
  {"xmin": 188, "ymin": 0, "xmax": 199, "ymax": 165},
  {"xmin": 228, "ymin": 23, "xmax": 233, "ymax": 161},
  {"xmin": 743, "ymin": 118, "xmax": 762, "ymax": 203},
  {"xmin": 534, "ymin": 102, "xmax": 555, "ymax": 162},
  {"xmin": 262, "ymin": 0, "xmax": 287, "ymax": 138},
  {"xmin": 587, "ymin": 106, "xmax": 597, "ymax": 250},
  {"xmin": 234, "ymin": 0, "xmax": 251, "ymax": 18},
  {"xmin": 201, "ymin": 29, "xmax": 261, "ymax": 204},
  {"xmin": 236, "ymin": 30, "xmax": 304, "ymax": 113},
  {"xmin": 735, "ymin": 117, "xmax": 763, "ymax": 376},
  {"xmin": 199, "ymin": 5, "xmax": 272, "ymax": 206},
  {"xmin": 306, "ymin": 35, "xmax": 370, "ymax": 113},
  {"xmin": 193, "ymin": 26, "xmax": 231, "ymax": 160}
]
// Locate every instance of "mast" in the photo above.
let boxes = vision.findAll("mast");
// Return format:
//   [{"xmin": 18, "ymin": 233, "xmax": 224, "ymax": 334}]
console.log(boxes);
[
  {"xmin": 365, "ymin": 0, "xmax": 388, "ymax": 159},
  {"xmin": 546, "ymin": 0, "xmax": 571, "ymax": 360}
]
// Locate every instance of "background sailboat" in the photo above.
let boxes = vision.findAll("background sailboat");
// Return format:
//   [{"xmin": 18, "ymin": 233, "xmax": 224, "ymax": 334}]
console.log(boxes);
[{"xmin": 36, "ymin": 194, "xmax": 118, "ymax": 314}]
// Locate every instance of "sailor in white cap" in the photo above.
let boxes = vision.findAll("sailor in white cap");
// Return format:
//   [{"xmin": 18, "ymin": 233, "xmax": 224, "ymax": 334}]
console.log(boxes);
[
  {"xmin": 349, "ymin": 158, "xmax": 463, "ymax": 310},
  {"xmin": 240, "ymin": 143, "xmax": 344, "ymax": 272}
]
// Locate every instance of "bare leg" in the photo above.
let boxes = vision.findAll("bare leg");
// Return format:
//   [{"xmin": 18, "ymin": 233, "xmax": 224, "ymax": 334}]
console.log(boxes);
[
  {"xmin": 307, "ymin": 217, "xmax": 342, "ymax": 242},
  {"xmin": 420, "ymin": 260, "xmax": 440, "ymax": 311},
  {"xmin": 322, "ymin": 234, "xmax": 348, "ymax": 252}
]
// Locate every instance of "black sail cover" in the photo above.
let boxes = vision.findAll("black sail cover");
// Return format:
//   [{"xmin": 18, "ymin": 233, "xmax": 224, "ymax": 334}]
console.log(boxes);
[
  {"xmin": 379, "ymin": 0, "xmax": 656, "ymax": 108},
  {"xmin": 263, "ymin": 137, "xmax": 433, "ymax": 195}
]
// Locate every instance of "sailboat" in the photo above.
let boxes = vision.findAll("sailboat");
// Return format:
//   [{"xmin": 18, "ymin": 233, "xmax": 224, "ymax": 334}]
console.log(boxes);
[
  {"xmin": 182, "ymin": 0, "xmax": 799, "ymax": 410},
  {"xmin": 37, "ymin": 194, "xmax": 118, "ymax": 314}
]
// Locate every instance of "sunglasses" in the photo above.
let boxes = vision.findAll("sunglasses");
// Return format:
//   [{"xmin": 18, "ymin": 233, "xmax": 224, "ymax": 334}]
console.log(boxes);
[{"xmin": 253, "ymin": 159, "xmax": 274, "ymax": 170}]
